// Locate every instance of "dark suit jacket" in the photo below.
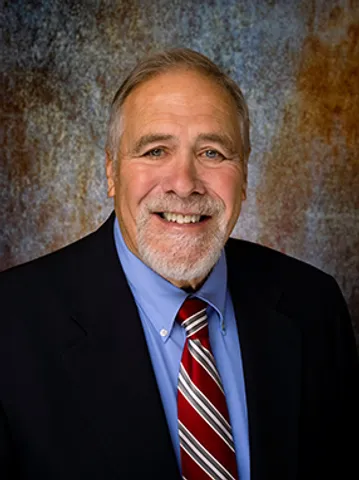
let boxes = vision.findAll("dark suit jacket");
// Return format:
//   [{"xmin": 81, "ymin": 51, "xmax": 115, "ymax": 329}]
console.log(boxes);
[{"xmin": 0, "ymin": 213, "xmax": 358, "ymax": 479}]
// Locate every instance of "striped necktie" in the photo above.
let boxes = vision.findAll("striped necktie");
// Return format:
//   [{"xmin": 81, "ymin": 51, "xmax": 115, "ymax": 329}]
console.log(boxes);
[{"xmin": 177, "ymin": 297, "xmax": 239, "ymax": 480}]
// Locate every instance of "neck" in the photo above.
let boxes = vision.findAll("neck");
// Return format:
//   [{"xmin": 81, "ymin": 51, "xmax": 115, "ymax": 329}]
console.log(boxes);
[{"xmin": 165, "ymin": 273, "xmax": 210, "ymax": 291}]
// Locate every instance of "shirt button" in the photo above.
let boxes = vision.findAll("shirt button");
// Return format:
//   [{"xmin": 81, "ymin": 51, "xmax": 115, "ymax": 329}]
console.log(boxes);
[{"xmin": 160, "ymin": 328, "xmax": 168, "ymax": 337}]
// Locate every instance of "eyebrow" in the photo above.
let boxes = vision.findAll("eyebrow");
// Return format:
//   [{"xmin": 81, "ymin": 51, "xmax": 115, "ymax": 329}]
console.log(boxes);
[
  {"xmin": 195, "ymin": 133, "xmax": 237, "ymax": 155},
  {"xmin": 131, "ymin": 134, "xmax": 176, "ymax": 155}
]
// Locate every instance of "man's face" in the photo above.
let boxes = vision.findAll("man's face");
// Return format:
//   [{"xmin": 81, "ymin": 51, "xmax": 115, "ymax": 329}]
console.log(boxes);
[{"xmin": 106, "ymin": 68, "xmax": 247, "ymax": 289}]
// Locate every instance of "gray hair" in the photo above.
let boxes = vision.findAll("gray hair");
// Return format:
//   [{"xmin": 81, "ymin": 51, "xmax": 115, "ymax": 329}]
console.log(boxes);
[{"xmin": 106, "ymin": 48, "xmax": 250, "ymax": 173}]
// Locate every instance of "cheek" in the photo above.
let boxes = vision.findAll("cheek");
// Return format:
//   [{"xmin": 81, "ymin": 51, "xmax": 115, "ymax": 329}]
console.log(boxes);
[
  {"xmin": 205, "ymin": 168, "xmax": 243, "ymax": 214},
  {"xmin": 119, "ymin": 165, "xmax": 159, "ymax": 210}
]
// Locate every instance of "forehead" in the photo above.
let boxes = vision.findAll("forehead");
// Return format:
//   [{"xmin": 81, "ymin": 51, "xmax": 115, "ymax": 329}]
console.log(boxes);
[{"xmin": 120, "ymin": 68, "xmax": 240, "ymax": 137}]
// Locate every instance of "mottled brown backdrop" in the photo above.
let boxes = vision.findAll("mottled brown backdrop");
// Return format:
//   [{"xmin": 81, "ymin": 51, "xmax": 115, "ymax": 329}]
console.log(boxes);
[{"xmin": 1, "ymin": 0, "xmax": 358, "ymax": 340}]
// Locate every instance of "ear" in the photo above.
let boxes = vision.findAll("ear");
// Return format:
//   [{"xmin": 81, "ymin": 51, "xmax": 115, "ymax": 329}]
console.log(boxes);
[
  {"xmin": 241, "ymin": 185, "xmax": 247, "ymax": 201},
  {"xmin": 241, "ymin": 160, "xmax": 248, "ymax": 201},
  {"xmin": 105, "ymin": 150, "xmax": 116, "ymax": 198}
]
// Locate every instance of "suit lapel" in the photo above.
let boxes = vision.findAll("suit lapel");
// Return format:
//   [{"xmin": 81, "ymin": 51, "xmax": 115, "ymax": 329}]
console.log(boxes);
[
  {"xmin": 61, "ymin": 214, "xmax": 180, "ymax": 478},
  {"xmin": 226, "ymin": 239, "xmax": 301, "ymax": 480}
]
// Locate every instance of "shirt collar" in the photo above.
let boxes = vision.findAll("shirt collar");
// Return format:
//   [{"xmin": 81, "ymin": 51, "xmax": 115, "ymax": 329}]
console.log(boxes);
[{"xmin": 113, "ymin": 217, "xmax": 228, "ymax": 341}]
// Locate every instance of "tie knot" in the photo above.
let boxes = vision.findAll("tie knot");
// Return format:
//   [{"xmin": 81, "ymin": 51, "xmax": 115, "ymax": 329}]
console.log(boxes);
[{"xmin": 177, "ymin": 297, "xmax": 208, "ymax": 339}]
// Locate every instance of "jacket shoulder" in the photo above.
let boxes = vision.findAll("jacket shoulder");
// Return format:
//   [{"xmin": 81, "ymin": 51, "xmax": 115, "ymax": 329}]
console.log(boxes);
[
  {"xmin": 226, "ymin": 236, "xmax": 331, "ymax": 283},
  {"xmin": 225, "ymin": 237, "xmax": 345, "ymax": 321},
  {"xmin": 0, "ymin": 214, "xmax": 117, "ymax": 320},
  {"xmin": 0, "ymin": 214, "xmax": 113, "ymax": 287}
]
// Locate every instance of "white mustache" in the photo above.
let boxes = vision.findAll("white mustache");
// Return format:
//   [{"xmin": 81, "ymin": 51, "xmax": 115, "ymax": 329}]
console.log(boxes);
[{"xmin": 143, "ymin": 194, "xmax": 224, "ymax": 216}]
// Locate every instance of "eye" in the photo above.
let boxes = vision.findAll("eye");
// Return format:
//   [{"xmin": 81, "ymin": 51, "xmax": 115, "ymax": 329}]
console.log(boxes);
[
  {"xmin": 203, "ymin": 149, "xmax": 225, "ymax": 160},
  {"xmin": 144, "ymin": 148, "xmax": 164, "ymax": 157}
]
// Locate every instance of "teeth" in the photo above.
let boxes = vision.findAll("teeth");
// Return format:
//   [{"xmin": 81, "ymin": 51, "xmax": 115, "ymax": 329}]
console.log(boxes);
[{"xmin": 162, "ymin": 212, "xmax": 201, "ymax": 224}]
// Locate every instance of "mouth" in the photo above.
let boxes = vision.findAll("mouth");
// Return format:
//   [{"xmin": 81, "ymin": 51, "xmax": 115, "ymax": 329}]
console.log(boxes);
[{"xmin": 154, "ymin": 212, "xmax": 210, "ymax": 224}]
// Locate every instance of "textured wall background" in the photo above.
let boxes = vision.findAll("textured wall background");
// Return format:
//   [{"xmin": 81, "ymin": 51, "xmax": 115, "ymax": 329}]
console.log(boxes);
[{"xmin": 1, "ymin": 0, "xmax": 358, "ymax": 338}]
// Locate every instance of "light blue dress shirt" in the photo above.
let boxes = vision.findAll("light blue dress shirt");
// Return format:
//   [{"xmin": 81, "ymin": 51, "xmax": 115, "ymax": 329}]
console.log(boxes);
[{"xmin": 113, "ymin": 218, "xmax": 250, "ymax": 479}]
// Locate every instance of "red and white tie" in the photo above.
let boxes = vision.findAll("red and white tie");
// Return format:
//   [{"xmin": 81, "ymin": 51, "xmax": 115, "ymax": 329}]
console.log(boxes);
[{"xmin": 177, "ymin": 297, "xmax": 239, "ymax": 480}]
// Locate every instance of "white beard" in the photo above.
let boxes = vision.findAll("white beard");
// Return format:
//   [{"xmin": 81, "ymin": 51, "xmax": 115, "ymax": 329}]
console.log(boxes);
[{"xmin": 136, "ymin": 194, "xmax": 227, "ymax": 283}]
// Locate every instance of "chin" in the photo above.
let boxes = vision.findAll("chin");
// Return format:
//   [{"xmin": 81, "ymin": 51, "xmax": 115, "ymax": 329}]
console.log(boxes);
[{"xmin": 138, "ymin": 235, "xmax": 224, "ymax": 284}]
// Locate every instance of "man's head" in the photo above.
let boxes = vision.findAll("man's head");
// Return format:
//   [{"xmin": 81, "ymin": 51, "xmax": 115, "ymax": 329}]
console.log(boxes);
[{"xmin": 106, "ymin": 48, "xmax": 250, "ymax": 290}]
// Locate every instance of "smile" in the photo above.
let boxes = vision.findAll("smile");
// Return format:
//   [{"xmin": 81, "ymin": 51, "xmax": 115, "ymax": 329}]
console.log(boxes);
[{"xmin": 157, "ymin": 212, "xmax": 208, "ymax": 224}]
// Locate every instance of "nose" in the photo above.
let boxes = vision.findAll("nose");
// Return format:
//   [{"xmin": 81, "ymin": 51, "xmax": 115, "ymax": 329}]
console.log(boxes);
[{"xmin": 161, "ymin": 154, "xmax": 206, "ymax": 198}]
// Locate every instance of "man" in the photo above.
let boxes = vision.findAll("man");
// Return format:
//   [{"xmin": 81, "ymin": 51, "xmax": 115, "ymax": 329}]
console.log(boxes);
[{"xmin": 0, "ymin": 49, "xmax": 358, "ymax": 480}]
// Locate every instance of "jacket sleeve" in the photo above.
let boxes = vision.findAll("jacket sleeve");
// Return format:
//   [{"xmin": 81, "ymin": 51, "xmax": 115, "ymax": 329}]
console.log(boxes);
[
  {"xmin": 0, "ymin": 401, "xmax": 16, "ymax": 479},
  {"xmin": 330, "ymin": 277, "xmax": 359, "ymax": 478}
]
